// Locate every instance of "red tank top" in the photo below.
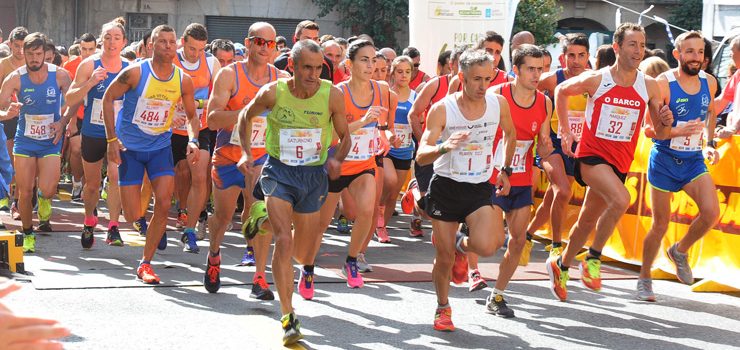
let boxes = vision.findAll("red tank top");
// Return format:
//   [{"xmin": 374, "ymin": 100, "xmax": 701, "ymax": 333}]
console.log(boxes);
[
  {"xmin": 490, "ymin": 83, "xmax": 548, "ymax": 186},
  {"xmin": 421, "ymin": 74, "xmax": 451, "ymax": 132},
  {"xmin": 212, "ymin": 63, "xmax": 278, "ymax": 165},
  {"xmin": 338, "ymin": 80, "xmax": 385, "ymax": 176},
  {"xmin": 409, "ymin": 70, "xmax": 427, "ymax": 90},
  {"xmin": 576, "ymin": 68, "xmax": 649, "ymax": 173}
]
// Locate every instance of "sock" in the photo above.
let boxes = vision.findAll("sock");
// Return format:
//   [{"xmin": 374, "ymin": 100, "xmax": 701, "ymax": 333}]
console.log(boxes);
[
  {"xmin": 303, "ymin": 265, "xmax": 314, "ymax": 273},
  {"xmin": 525, "ymin": 232, "xmax": 533, "ymax": 241},
  {"xmin": 552, "ymin": 242, "xmax": 562, "ymax": 248},
  {"xmin": 437, "ymin": 303, "xmax": 450, "ymax": 310},
  {"xmin": 588, "ymin": 247, "xmax": 602, "ymax": 260},
  {"xmin": 493, "ymin": 288, "xmax": 504, "ymax": 297},
  {"xmin": 184, "ymin": 227, "xmax": 195, "ymax": 234},
  {"xmin": 199, "ymin": 210, "xmax": 207, "ymax": 221},
  {"xmin": 84, "ymin": 215, "xmax": 97, "ymax": 227},
  {"xmin": 558, "ymin": 257, "xmax": 569, "ymax": 272},
  {"xmin": 108, "ymin": 221, "xmax": 119, "ymax": 229},
  {"xmin": 140, "ymin": 259, "xmax": 151, "ymax": 266},
  {"xmin": 23, "ymin": 227, "xmax": 33, "ymax": 235},
  {"xmin": 346, "ymin": 255, "xmax": 357, "ymax": 263},
  {"xmin": 210, "ymin": 249, "xmax": 220, "ymax": 257}
]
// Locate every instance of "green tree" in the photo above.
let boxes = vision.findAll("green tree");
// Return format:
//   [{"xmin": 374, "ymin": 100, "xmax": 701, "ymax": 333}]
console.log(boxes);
[
  {"xmin": 513, "ymin": 0, "xmax": 562, "ymax": 46},
  {"xmin": 668, "ymin": 0, "xmax": 702, "ymax": 31},
  {"xmin": 311, "ymin": 0, "xmax": 408, "ymax": 48}
]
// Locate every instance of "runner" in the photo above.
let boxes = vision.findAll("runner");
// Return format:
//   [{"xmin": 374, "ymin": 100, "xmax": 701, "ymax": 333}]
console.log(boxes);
[
  {"xmin": 273, "ymin": 20, "xmax": 333, "ymax": 81},
  {"xmin": 379, "ymin": 47, "xmax": 397, "ymax": 81},
  {"xmin": 0, "ymin": 32, "xmax": 73, "ymax": 252},
  {"xmin": 205, "ymin": 22, "xmax": 288, "ymax": 299},
  {"xmin": 321, "ymin": 40, "xmax": 345, "ymax": 84},
  {"xmin": 524, "ymin": 33, "xmax": 590, "ymax": 264},
  {"xmin": 448, "ymin": 32, "xmax": 511, "ymax": 93},
  {"xmin": 403, "ymin": 47, "xmax": 430, "ymax": 90},
  {"xmin": 638, "ymin": 31, "xmax": 720, "ymax": 301},
  {"xmin": 416, "ymin": 49, "xmax": 515, "ymax": 331},
  {"xmin": 64, "ymin": 18, "xmax": 128, "ymax": 248},
  {"xmin": 546, "ymin": 23, "xmax": 674, "ymax": 301},
  {"xmin": 234, "ymin": 39, "xmax": 350, "ymax": 345},
  {"xmin": 102, "ymin": 24, "xmax": 199, "ymax": 284},
  {"xmin": 312, "ymin": 39, "xmax": 394, "ymax": 289},
  {"xmin": 486, "ymin": 44, "xmax": 552, "ymax": 317},
  {"xmin": 172, "ymin": 23, "xmax": 220, "ymax": 250},
  {"xmin": 210, "ymin": 39, "xmax": 235, "ymax": 67}
]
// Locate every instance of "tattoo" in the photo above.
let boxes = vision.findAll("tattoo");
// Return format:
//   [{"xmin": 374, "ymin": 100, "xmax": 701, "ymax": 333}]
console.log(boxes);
[{"xmin": 117, "ymin": 69, "xmax": 130, "ymax": 85}]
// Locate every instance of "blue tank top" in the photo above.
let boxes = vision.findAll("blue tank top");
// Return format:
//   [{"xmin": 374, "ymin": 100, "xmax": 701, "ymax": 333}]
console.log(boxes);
[
  {"xmin": 389, "ymin": 90, "xmax": 416, "ymax": 160},
  {"xmin": 16, "ymin": 64, "xmax": 62, "ymax": 148},
  {"xmin": 82, "ymin": 57, "xmax": 129, "ymax": 138},
  {"xmin": 116, "ymin": 59, "xmax": 183, "ymax": 152},
  {"xmin": 653, "ymin": 70, "xmax": 710, "ymax": 160}
]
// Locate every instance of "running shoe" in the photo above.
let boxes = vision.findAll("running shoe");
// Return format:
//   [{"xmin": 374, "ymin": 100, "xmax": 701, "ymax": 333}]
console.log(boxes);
[
  {"xmin": 0, "ymin": 197, "xmax": 8, "ymax": 211},
  {"xmin": 239, "ymin": 246, "xmax": 255, "ymax": 266},
  {"xmin": 10, "ymin": 201, "xmax": 20, "ymax": 220},
  {"xmin": 133, "ymin": 217, "xmax": 148, "ymax": 236},
  {"xmin": 343, "ymin": 260, "xmax": 364, "ymax": 288},
  {"xmin": 486, "ymin": 294, "xmax": 515, "ymax": 318},
  {"xmin": 546, "ymin": 256, "xmax": 568, "ymax": 301},
  {"xmin": 100, "ymin": 177, "xmax": 108, "ymax": 200},
  {"xmin": 357, "ymin": 253, "xmax": 373, "ymax": 273},
  {"xmin": 281, "ymin": 313, "xmax": 303, "ymax": 346},
  {"xmin": 335, "ymin": 214, "xmax": 351, "ymax": 234},
  {"xmin": 549, "ymin": 245, "xmax": 564, "ymax": 259},
  {"xmin": 196, "ymin": 217, "xmax": 208, "ymax": 240},
  {"xmin": 37, "ymin": 220, "xmax": 53, "ymax": 232},
  {"xmin": 433, "ymin": 306, "xmax": 454, "ymax": 332},
  {"xmin": 251, "ymin": 274, "xmax": 275, "ymax": 300},
  {"xmin": 451, "ymin": 233, "xmax": 468, "ymax": 285},
  {"xmin": 204, "ymin": 253, "xmax": 221, "ymax": 293},
  {"xmin": 401, "ymin": 179, "xmax": 418, "ymax": 214},
  {"xmin": 409, "ymin": 218, "xmax": 424, "ymax": 237},
  {"xmin": 181, "ymin": 229, "xmax": 200, "ymax": 253},
  {"xmin": 81, "ymin": 225, "xmax": 95, "ymax": 249},
  {"xmin": 519, "ymin": 239, "xmax": 533, "ymax": 266},
  {"xmin": 175, "ymin": 209, "xmax": 187, "ymax": 229},
  {"xmin": 242, "ymin": 201, "xmax": 268, "ymax": 240},
  {"xmin": 580, "ymin": 258, "xmax": 602, "ymax": 291},
  {"xmin": 137, "ymin": 263, "xmax": 160, "ymax": 284},
  {"xmin": 71, "ymin": 182, "xmax": 83, "ymax": 202},
  {"xmin": 468, "ymin": 269, "xmax": 487, "ymax": 292},
  {"xmin": 37, "ymin": 195, "xmax": 52, "ymax": 222},
  {"xmin": 667, "ymin": 243, "xmax": 694, "ymax": 285},
  {"xmin": 106, "ymin": 225, "xmax": 123, "ymax": 246},
  {"xmin": 157, "ymin": 232, "xmax": 168, "ymax": 251},
  {"xmin": 636, "ymin": 278, "xmax": 656, "ymax": 302},
  {"xmin": 22, "ymin": 233, "xmax": 35, "ymax": 253},
  {"xmin": 375, "ymin": 226, "xmax": 391, "ymax": 243},
  {"xmin": 298, "ymin": 269, "xmax": 315, "ymax": 300}
]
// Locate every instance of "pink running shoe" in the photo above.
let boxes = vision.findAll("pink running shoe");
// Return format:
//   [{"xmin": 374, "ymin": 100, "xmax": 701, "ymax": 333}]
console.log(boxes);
[
  {"xmin": 298, "ymin": 269, "xmax": 315, "ymax": 300},
  {"xmin": 375, "ymin": 227, "xmax": 391, "ymax": 243},
  {"xmin": 343, "ymin": 260, "xmax": 365, "ymax": 288}
]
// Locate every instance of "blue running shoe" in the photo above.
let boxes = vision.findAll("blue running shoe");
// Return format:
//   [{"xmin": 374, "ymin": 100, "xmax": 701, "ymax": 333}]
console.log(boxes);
[
  {"xmin": 157, "ymin": 232, "xmax": 168, "ymax": 250},
  {"xmin": 239, "ymin": 246, "xmax": 255, "ymax": 266},
  {"xmin": 181, "ymin": 228, "xmax": 200, "ymax": 253},
  {"xmin": 134, "ymin": 217, "xmax": 148, "ymax": 237}
]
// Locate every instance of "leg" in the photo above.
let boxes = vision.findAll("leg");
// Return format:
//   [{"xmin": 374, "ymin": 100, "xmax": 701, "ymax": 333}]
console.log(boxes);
[
  {"xmin": 106, "ymin": 160, "xmax": 122, "ymax": 224},
  {"xmin": 13, "ymin": 156, "xmax": 37, "ymax": 230},
  {"xmin": 303, "ymin": 191, "xmax": 340, "ymax": 265},
  {"xmin": 559, "ymin": 187, "xmax": 609, "ymax": 266},
  {"xmin": 265, "ymin": 196, "xmax": 296, "ymax": 315},
  {"xmin": 81, "ymin": 160, "xmax": 103, "ymax": 219},
  {"xmin": 139, "ymin": 173, "xmax": 153, "ymax": 218},
  {"xmin": 142, "ymin": 175, "xmax": 174, "ymax": 261},
  {"xmin": 209, "ymin": 185, "xmax": 241, "ymax": 253},
  {"xmin": 185, "ymin": 150, "xmax": 210, "ymax": 229},
  {"xmin": 541, "ymin": 154, "xmax": 574, "ymax": 244},
  {"xmin": 346, "ymin": 174, "xmax": 376, "ymax": 257},
  {"xmin": 527, "ymin": 185, "xmax": 553, "ymax": 234},
  {"xmin": 639, "ymin": 187, "xmax": 672, "ymax": 278},
  {"xmin": 36, "ymin": 156, "xmax": 61, "ymax": 225},
  {"xmin": 69, "ymin": 135, "xmax": 83, "ymax": 183},
  {"xmin": 174, "ymin": 160, "xmax": 190, "ymax": 213},
  {"xmin": 677, "ymin": 174, "xmax": 720, "ymax": 252},
  {"xmin": 463, "ymin": 205, "xmax": 506, "ymax": 257},
  {"xmin": 494, "ymin": 205, "xmax": 532, "ymax": 290}
]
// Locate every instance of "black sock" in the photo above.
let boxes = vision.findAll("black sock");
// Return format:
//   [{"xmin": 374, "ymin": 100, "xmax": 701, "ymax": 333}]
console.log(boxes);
[
  {"xmin": 199, "ymin": 211, "xmax": 208, "ymax": 221},
  {"xmin": 22, "ymin": 227, "xmax": 33, "ymax": 235},
  {"xmin": 525, "ymin": 232, "xmax": 533, "ymax": 241},
  {"xmin": 588, "ymin": 247, "xmax": 602, "ymax": 260},
  {"xmin": 552, "ymin": 242, "xmax": 562, "ymax": 248},
  {"xmin": 558, "ymin": 257, "xmax": 569, "ymax": 271},
  {"xmin": 210, "ymin": 249, "xmax": 220, "ymax": 257},
  {"xmin": 303, "ymin": 265, "xmax": 314, "ymax": 273},
  {"xmin": 346, "ymin": 255, "xmax": 357, "ymax": 263}
]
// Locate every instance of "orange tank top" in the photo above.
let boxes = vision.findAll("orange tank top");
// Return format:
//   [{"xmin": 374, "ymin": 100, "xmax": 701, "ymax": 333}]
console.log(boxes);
[
  {"xmin": 338, "ymin": 80, "xmax": 385, "ymax": 176},
  {"xmin": 172, "ymin": 51, "xmax": 213, "ymax": 135}
]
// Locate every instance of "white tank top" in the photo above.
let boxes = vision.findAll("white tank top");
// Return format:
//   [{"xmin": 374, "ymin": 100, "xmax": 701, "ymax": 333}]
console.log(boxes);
[{"xmin": 433, "ymin": 91, "xmax": 500, "ymax": 183}]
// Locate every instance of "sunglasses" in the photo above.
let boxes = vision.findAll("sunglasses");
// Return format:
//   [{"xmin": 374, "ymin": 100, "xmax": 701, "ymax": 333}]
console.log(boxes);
[
  {"xmin": 413, "ymin": 63, "xmax": 420, "ymax": 68},
  {"xmin": 248, "ymin": 36, "xmax": 276, "ymax": 50}
]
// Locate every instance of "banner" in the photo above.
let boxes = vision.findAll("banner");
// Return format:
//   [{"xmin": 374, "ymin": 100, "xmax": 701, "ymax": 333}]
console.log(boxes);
[
  {"xmin": 408, "ymin": 0, "xmax": 518, "ymax": 77},
  {"xmin": 533, "ymin": 135, "xmax": 740, "ymax": 290}
]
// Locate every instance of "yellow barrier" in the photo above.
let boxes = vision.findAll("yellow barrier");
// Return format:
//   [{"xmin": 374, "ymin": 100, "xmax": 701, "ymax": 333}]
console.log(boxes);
[{"xmin": 533, "ymin": 134, "xmax": 740, "ymax": 292}]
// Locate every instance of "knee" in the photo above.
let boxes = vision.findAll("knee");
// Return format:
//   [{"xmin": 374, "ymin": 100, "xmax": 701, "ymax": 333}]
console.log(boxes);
[
  {"xmin": 273, "ymin": 233, "xmax": 293, "ymax": 253},
  {"xmin": 649, "ymin": 216, "xmax": 670, "ymax": 235},
  {"xmin": 611, "ymin": 191, "xmax": 630, "ymax": 212},
  {"xmin": 507, "ymin": 234, "xmax": 526, "ymax": 253},
  {"xmin": 700, "ymin": 202, "xmax": 721, "ymax": 225},
  {"xmin": 355, "ymin": 203, "xmax": 374, "ymax": 221},
  {"xmin": 552, "ymin": 186, "xmax": 573, "ymax": 204},
  {"xmin": 434, "ymin": 248, "xmax": 455, "ymax": 268}
]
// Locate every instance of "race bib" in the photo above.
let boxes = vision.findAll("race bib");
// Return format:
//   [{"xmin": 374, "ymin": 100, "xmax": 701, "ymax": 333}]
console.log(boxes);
[
  {"xmin": 279, "ymin": 128, "xmax": 323, "ymax": 165},
  {"xmin": 669, "ymin": 121, "xmax": 703, "ymax": 152},
  {"xmin": 173, "ymin": 104, "xmax": 204, "ymax": 131},
  {"xmin": 346, "ymin": 126, "xmax": 376, "ymax": 161},
  {"xmin": 90, "ymin": 98, "xmax": 123, "ymax": 126},
  {"xmin": 557, "ymin": 110, "xmax": 585, "ymax": 141},
  {"xmin": 24, "ymin": 114, "xmax": 54, "ymax": 140},
  {"xmin": 132, "ymin": 98, "xmax": 171, "ymax": 135},
  {"xmin": 450, "ymin": 142, "xmax": 492, "ymax": 178},
  {"xmin": 595, "ymin": 104, "xmax": 640, "ymax": 142},
  {"xmin": 493, "ymin": 139, "xmax": 534, "ymax": 174},
  {"xmin": 394, "ymin": 123, "xmax": 413, "ymax": 148}
]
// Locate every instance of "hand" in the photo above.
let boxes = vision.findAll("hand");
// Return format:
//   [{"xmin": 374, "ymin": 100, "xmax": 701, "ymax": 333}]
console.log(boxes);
[
  {"xmin": 0, "ymin": 280, "xmax": 70, "ymax": 350},
  {"xmin": 495, "ymin": 172, "xmax": 511, "ymax": 197},
  {"xmin": 537, "ymin": 136, "xmax": 554, "ymax": 159},
  {"xmin": 560, "ymin": 132, "xmax": 575, "ymax": 157},
  {"xmin": 376, "ymin": 136, "xmax": 390, "ymax": 156},
  {"xmin": 326, "ymin": 157, "xmax": 342, "ymax": 180},
  {"xmin": 49, "ymin": 122, "xmax": 64, "ymax": 145},
  {"xmin": 361, "ymin": 106, "xmax": 388, "ymax": 124},
  {"xmin": 171, "ymin": 113, "xmax": 187, "ymax": 129},
  {"xmin": 389, "ymin": 134, "xmax": 401, "ymax": 148},
  {"xmin": 185, "ymin": 142, "xmax": 200, "ymax": 165},
  {"xmin": 675, "ymin": 118, "xmax": 703, "ymax": 137},
  {"xmin": 704, "ymin": 146, "xmax": 720, "ymax": 165},
  {"xmin": 89, "ymin": 66, "xmax": 107, "ymax": 86},
  {"xmin": 440, "ymin": 131, "xmax": 470, "ymax": 152},
  {"xmin": 236, "ymin": 152, "xmax": 255, "ymax": 177},
  {"xmin": 106, "ymin": 139, "xmax": 125, "ymax": 165},
  {"xmin": 716, "ymin": 126, "xmax": 737, "ymax": 139},
  {"xmin": 658, "ymin": 104, "xmax": 674, "ymax": 127},
  {"xmin": 3, "ymin": 102, "xmax": 22, "ymax": 120},
  {"xmin": 65, "ymin": 117, "xmax": 78, "ymax": 137}
]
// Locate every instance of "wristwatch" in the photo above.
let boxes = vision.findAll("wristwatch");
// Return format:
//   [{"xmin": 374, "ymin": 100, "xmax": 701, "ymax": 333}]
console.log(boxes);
[
  {"xmin": 706, "ymin": 139, "xmax": 717, "ymax": 149},
  {"xmin": 189, "ymin": 138, "xmax": 200, "ymax": 147},
  {"xmin": 502, "ymin": 166, "xmax": 513, "ymax": 177}
]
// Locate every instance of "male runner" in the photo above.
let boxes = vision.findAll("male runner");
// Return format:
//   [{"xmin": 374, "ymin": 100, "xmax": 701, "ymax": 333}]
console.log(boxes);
[
  {"xmin": 273, "ymin": 20, "xmax": 333, "ymax": 81},
  {"xmin": 403, "ymin": 47, "xmax": 430, "ymax": 90},
  {"xmin": 546, "ymin": 23, "xmax": 673, "ymax": 301},
  {"xmin": 102, "ymin": 24, "xmax": 199, "ymax": 284},
  {"xmin": 638, "ymin": 31, "xmax": 720, "ymax": 301},
  {"xmin": 210, "ymin": 39, "xmax": 235, "ymax": 68},
  {"xmin": 416, "ymin": 49, "xmax": 516, "ymax": 331},
  {"xmin": 235, "ymin": 39, "xmax": 349, "ymax": 345},
  {"xmin": 0, "ymin": 32, "xmax": 72, "ymax": 252},
  {"xmin": 447, "ymin": 32, "xmax": 511, "ymax": 93}
]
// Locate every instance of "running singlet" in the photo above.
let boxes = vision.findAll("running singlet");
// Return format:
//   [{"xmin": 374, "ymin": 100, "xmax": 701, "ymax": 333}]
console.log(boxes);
[
  {"xmin": 433, "ymin": 91, "xmax": 500, "ymax": 183},
  {"xmin": 82, "ymin": 56, "xmax": 128, "ymax": 138},
  {"xmin": 409, "ymin": 70, "xmax": 427, "ymax": 90},
  {"xmin": 338, "ymin": 80, "xmax": 385, "ymax": 176},
  {"xmin": 172, "ymin": 50, "xmax": 215, "ymax": 134},
  {"xmin": 16, "ymin": 64, "xmax": 62, "ymax": 146},
  {"xmin": 421, "ymin": 74, "xmax": 452, "ymax": 132},
  {"xmin": 389, "ymin": 90, "xmax": 417, "ymax": 160},
  {"xmin": 212, "ymin": 63, "xmax": 278, "ymax": 166},
  {"xmin": 455, "ymin": 69, "xmax": 508, "ymax": 92},
  {"xmin": 265, "ymin": 79, "xmax": 333, "ymax": 166},
  {"xmin": 116, "ymin": 59, "xmax": 183, "ymax": 152},
  {"xmin": 550, "ymin": 69, "xmax": 588, "ymax": 142},
  {"xmin": 62, "ymin": 56, "xmax": 84, "ymax": 120},
  {"xmin": 653, "ymin": 70, "xmax": 710, "ymax": 161},
  {"xmin": 491, "ymin": 83, "xmax": 548, "ymax": 186},
  {"xmin": 576, "ymin": 68, "xmax": 649, "ymax": 173}
]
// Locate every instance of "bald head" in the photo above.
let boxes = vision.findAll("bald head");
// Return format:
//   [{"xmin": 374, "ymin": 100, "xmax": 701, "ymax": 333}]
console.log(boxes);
[
  {"xmin": 248, "ymin": 22, "xmax": 276, "ymax": 38},
  {"xmin": 379, "ymin": 47, "xmax": 397, "ymax": 62},
  {"xmin": 511, "ymin": 31, "xmax": 535, "ymax": 50}
]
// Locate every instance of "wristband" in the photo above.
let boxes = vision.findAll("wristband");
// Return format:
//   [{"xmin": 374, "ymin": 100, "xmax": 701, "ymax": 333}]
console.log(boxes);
[
  {"xmin": 437, "ymin": 144, "xmax": 447, "ymax": 155},
  {"xmin": 197, "ymin": 99, "xmax": 204, "ymax": 109},
  {"xmin": 378, "ymin": 125, "xmax": 388, "ymax": 131},
  {"xmin": 106, "ymin": 137, "xmax": 118, "ymax": 144},
  {"xmin": 189, "ymin": 138, "xmax": 200, "ymax": 147},
  {"xmin": 706, "ymin": 139, "xmax": 717, "ymax": 149}
]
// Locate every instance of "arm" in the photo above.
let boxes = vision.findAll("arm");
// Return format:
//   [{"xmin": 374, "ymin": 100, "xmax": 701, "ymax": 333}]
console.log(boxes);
[
  {"xmin": 180, "ymin": 75, "xmax": 198, "ymax": 140},
  {"xmin": 447, "ymin": 75, "xmax": 460, "ymax": 95},
  {"xmin": 0, "ymin": 73, "xmax": 20, "ymax": 121},
  {"xmin": 537, "ymin": 97, "xmax": 554, "ymax": 158},
  {"xmin": 704, "ymin": 74, "xmax": 720, "ymax": 165},
  {"xmin": 408, "ymin": 76, "xmax": 439, "ymax": 140},
  {"xmin": 65, "ymin": 58, "xmax": 105, "ymax": 107},
  {"xmin": 51, "ymin": 70, "xmax": 73, "ymax": 144},
  {"xmin": 205, "ymin": 65, "xmax": 237, "ymax": 130},
  {"xmin": 415, "ymin": 102, "xmax": 448, "ymax": 166},
  {"xmin": 554, "ymin": 73, "xmax": 599, "ymax": 156},
  {"xmin": 645, "ymin": 76, "xmax": 672, "ymax": 140},
  {"xmin": 327, "ymin": 85, "xmax": 350, "ymax": 179},
  {"xmin": 495, "ymin": 95, "xmax": 516, "ymax": 196},
  {"xmin": 236, "ymin": 82, "xmax": 276, "ymax": 174},
  {"xmin": 103, "ymin": 65, "xmax": 140, "ymax": 165}
]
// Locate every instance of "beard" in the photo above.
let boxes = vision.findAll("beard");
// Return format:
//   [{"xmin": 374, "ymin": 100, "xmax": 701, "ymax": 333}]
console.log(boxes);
[
  {"xmin": 681, "ymin": 61, "xmax": 702, "ymax": 76},
  {"xmin": 26, "ymin": 62, "xmax": 43, "ymax": 72}
]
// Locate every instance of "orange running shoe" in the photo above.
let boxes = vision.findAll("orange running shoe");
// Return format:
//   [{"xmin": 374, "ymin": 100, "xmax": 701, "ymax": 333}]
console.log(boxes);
[
  {"xmin": 137, "ymin": 263, "xmax": 160, "ymax": 284},
  {"xmin": 433, "ymin": 307, "xmax": 455, "ymax": 332},
  {"xmin": 451, "ymin": 251, "xmax": 469, "ymax": 285},
  {"xmin": 401, "ymin": 179, "xmax": 418, "ymax": 214},
  {"xmin": 580, "ymin": 258, "xmax": 602, "ymax": 291},
  {"xmin": 546, "ymin": 256, "xmax": 568, "ymax": 301}
]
